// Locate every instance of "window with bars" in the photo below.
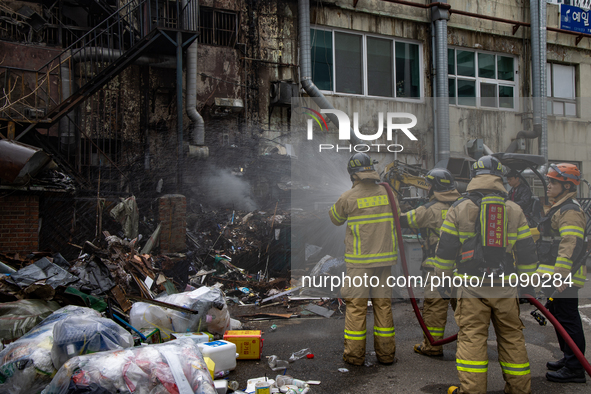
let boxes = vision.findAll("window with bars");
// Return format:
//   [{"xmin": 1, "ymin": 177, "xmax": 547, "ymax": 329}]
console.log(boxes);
[
  {"xmin": 199, "ymin": 7, "xmax": 237, "ymax": 47},
  {"xmin": 448, "ymin": 48, "xmax": 517, "ymax": 109},
  {"xmin": 547, "ymin": 63, "xmax": 577, "ymax": 117},
  {"xmin": 310, "ymin": 27, "xmax": 422, "ymax": 100}
]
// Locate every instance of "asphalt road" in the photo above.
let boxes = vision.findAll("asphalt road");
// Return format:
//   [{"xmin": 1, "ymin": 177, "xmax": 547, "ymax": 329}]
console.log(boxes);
[{"xmin": 227, "ymin": 285, "xmax": 591, "ymax": 393}]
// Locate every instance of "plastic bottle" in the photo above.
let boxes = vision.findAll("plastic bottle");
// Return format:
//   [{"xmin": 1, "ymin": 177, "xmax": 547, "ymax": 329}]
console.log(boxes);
[
  {"xmin": 275, "ymin": 375, "xmax": 306, "ymax": 388},
  {"xmin": 288, "ymin": 348, "xmax": 311, "ymax": 363},
  {"xmin": 268, "ymin": 355, "xmax": 289, "ymax": 371},
  {"xmin": 270, "ymin": 324, "xmax": 277, "ymax": 332},
  {"xmin": 228, "ymin": 381, "xmax": 240, "ymax": 390}
]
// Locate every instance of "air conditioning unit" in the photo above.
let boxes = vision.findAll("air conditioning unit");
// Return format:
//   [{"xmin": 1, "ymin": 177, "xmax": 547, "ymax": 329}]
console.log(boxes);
[
  {"xmin": 212, "ymin": 98, "xmax": 244, "ymax": 114},
  {"xmin": 24, "ymin": 108, "xmax": 46, "ymax": 119},
  {"xmin": 270, "ymin": 81, "xmax": 298, "ymax": 107}
]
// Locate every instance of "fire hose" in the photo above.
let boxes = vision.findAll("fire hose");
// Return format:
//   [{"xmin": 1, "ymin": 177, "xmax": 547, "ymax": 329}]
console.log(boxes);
[
  {"xmin": 523, "ymin": 293, "xmax": 591, "ymax": 377},
  {"xmin": 380, "ymin": 182, "xmax": 457, "ymax": 346},
  {"xmin": 380, "ymin": 180, "xmax": 591, "ymax": 368}
]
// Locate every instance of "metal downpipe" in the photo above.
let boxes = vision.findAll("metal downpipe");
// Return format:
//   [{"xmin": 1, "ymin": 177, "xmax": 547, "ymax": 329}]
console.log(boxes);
[
  {"xmin": 530, "ymin": 0, "xmax": 542, "ymax": 149},
  {"xmin": 298, "ymin": 0, "xmax": 361, "ymax": 145},
  {"xmin": 433, "ymin": 4, "xmax": 450, "ymax": 161},
  {"xmin": 184, "ymin": 0, "xmax": 208, "ymax": 159},
  {"xmin": 59, "ymin": 53, "xmax": 76, "ymax": 153},
  {"xmin": 539, "ymin": 0, "xmax": 548, "ymax": 161}
]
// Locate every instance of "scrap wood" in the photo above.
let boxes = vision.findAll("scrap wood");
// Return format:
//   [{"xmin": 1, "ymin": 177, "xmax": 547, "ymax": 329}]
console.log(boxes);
[
  {"xmin": 304, "ymin": 303, "xmax": 334, "ymax": 318},
  {"xmin": 110, "ymin": 285, "xmax": 132, "ymax": 312},
  {"xmin": 131, "ymin": 273, "xmax": 154, "ymax": 299},
  {"xmin": 237, "ymin": 312, "xmax": 298, "ymax": 320},
  {"xmin": 262, "ymin": 286, "xmax": 302, "ymax": 303},
  {"xmin": 127, "ymin": 295, "xmax": 199, "ymax": 314}
]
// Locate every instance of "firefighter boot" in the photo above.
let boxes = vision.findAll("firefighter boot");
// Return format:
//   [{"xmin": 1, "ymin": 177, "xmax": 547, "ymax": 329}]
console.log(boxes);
[
  {"xmin": 414, "ymin": 343, "xmax": 443, "ymax": 357},
  {"xmin": 546, "ymin": 358, "xmax": 565, "ymax": 371},
  {"xmin": 546, "ymin": 366, "xmax": 586, "ymax": 383}
]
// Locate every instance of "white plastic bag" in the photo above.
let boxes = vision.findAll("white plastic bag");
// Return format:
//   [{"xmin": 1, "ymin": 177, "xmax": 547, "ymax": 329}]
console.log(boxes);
[
  {"xmin": 129, "ymin": 287, "xmax": 231, "ymax": 339},
  {"xmin": 42, "ymin": 338, "xmax": 216, "ymax": 394},
  {"xmin": 51, "ymin": 314, "xmax": 134, "ymax": 369},
  {"xmin": 0, "ymin": 306, "xmax": 100, "ymax": 394}
]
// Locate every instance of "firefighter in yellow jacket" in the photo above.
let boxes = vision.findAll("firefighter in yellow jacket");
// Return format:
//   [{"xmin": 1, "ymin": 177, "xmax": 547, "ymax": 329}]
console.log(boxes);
[
  {"xmin": 537, "ymin": 163, "xmax": 587, "ymax": 384},
  {"xmin": 435, "ymin": 156, "xmax": 538, "ymax": 394},
  {"xmin": 400, "ymin": 168, "xmax": 460, "ymax": 357},
  {"xmin": 329, "ymin": 152, "xmax": 398, "ymax": 366}
]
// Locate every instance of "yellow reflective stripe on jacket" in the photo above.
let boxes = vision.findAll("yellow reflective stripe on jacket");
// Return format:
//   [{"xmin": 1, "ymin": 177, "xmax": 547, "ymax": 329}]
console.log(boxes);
[
  {"xmin": 331, "ymin": 204, "xmax": 346, "ymax": 223},
  {"xmin": 516, "ymin": 225, "xmax": 531, "ymax": 240},
  {"xmin": 407, "ymin": 210, "xmax": 418, "ymax": 228},
  {"xmin": 347, "ymin": 213, "xmax": 393, "ymax": 225},
  {"xmin": 344, "ymin": 252, "xmax": 398, "ymax": 264},
  {"xmin": 433, "ymin": 256, "xmax": 454, "ymax": 270},
  {"xmin": 517, "ymin": 264, "xmax": 538, "ymax": 275},
  {"xmin": 456, "ymin": 359, "xmax": 488, "ymax": 373},
  {"xmin": 537, "ymin": 264, "xmax": 554, "ymax": 275},
  {"xmin": 352, "ymin": 225, "xmax": 360, "ymax": 255},
  {"xmin": 427, "ymin": 326, "xmax": 444, "ymax": 337},
  {"xmin": 574, "ymin": 266, "xmax": 586, "ymax": 286},
  {"xmin": 499, "ymin": 361, "xmax": 530, "ymax": 376},
  {"xmin": 344, "ymin": 329, "xmax": 366, "ymax": 340},
  {"xmin": 482, "ymin": 195, "xmax": 505, "ymax": 204},
  {"xmin": 559, "ymin": 225, "xmax": 585, "ymax": 239},
  {"xmin": 555, "ymin": 256, "xmax": 573, "ymax": 271},
  {"xmin": 374, "ymin": 326, "xmax": 395, "ymax": 337},
  {"xmin": 441, "ymin": 221, "xmax": 457, "ymax": 236},
  {"xmin": 423, "ymin": 257, "xmax": 437, "ymax": 268},
  {"xmin": 458, "ymin": 231, "xmax": 476, "ymax": 243},
  {"xmin": 357, "ymin": 195, "xmax": 389, "ymax": 209}
]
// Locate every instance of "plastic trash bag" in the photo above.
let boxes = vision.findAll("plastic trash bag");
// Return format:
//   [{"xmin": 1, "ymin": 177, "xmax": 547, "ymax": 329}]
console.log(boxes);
[
  {"xmin": 130, "ymin": 287, "xmax": 231, "ymax": 340},
  {"xmin": 51, "ymin": 314, "xmax": 134, "ymax": 369},
  {"xmin": 0, "ymin": 299, "xmax": 60, "ymax": 343},
  {"xmin": 42, "ymin": 338, "xmax": 216, "ymax": 394},
  {"xmin": 0, "ymin": 306, "xmax": 100, "ymax": 394}
]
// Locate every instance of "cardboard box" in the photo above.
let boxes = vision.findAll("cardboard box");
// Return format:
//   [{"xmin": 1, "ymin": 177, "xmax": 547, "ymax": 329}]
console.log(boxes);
[
  {"xmin": 223, "ymin": 330, "xmax": 262, "ymax": 359},
  {"xmin": 133, "ymin": 328, "xmax": 161, "ymax": 344}
]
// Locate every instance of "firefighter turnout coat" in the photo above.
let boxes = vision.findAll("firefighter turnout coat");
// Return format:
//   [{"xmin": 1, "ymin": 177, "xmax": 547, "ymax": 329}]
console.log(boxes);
[
  {"xmin": 434, "ymin": 174, "xmax": 538, "ymax": 394},
  {"xmin": 536, "ymin": 191, "xmax": 587, "ymax": 288},
  {"xmin": 400, "ymin": 189, "xmax": 460, "ymax": 355},
  {"xmin": 329, "ymin": 170, "xmax": 399, "ymax": 365}
]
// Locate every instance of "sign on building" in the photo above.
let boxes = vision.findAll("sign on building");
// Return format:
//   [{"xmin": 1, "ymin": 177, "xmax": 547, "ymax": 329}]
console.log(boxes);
[{"xmin": 560, "ymin": 4, "xmax": 591, "ymax": 34}]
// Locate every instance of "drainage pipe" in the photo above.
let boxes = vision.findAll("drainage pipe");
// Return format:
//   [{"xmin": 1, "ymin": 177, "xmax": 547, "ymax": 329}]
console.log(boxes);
[
  {"xmin": 298, "ymin": 0, "xmax": 362, "ymax": 146},
  {"xmin": 432, "ymin": 2, "xmax": 450, "ymax": 162}
]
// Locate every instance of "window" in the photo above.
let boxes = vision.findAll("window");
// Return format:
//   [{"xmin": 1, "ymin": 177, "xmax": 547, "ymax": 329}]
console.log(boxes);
[
  {"xmin": 547, "ymin": 63, "xmax": 577, "ymax": 117},
  {"xmin": 448, "ymin": 48, "xmax": 517, "ymax": 109},
  {"xmin": 199, "ymin": 7, "xmax": 237, "ymax": 47},
  {"xmin": 311, "ymin": 27, "xmax": 422, "ymax": 100}
]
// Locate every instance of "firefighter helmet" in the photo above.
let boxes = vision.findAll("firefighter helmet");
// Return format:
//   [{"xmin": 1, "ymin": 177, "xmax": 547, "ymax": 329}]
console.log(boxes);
[
  {"xmin": 470, "ymin": 155, "xmax": 504, "ymax": 178},
  {"xmin": 547, "ymin": 163, "xmax": 581, "ymax": 186},
  {"xmin": 347, "ymin": 153, "xmax": 375, "ymax": 175},
  {"xmin": 425, "ymin": 168, "xmax": 456, "ymax": 192}
]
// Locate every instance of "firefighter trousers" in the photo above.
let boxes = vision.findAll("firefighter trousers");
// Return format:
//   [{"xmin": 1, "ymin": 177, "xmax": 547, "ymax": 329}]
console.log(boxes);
[
  {"xmin": 342, "ymin": 266, "xmax": 395, "ymax": 365},
  {"xmin": 454, "ymin": 286, "xmax": 531, "ymax": 394},
  {"xmin": 419, "ymin": 273, "xmax": 457, "ymax": 354},
  {"xmin": 548, "ymin": 286, "xmax": 586, "ymax": 370}
]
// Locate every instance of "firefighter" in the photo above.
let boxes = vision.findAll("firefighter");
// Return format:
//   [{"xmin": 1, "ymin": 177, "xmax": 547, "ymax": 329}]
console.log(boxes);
[
  {"xmin": 329, "ymin": 152, "xmax": 398, "ymax": 366},
  {"xmin": 435, "ymin": 156, "xmax": 538, "ymax": 394},
  {"xmin": 399, "ymin": 168, "xmax": 460, "ymax": 357},
  {"xmin": 537, "ymin": 163, "xmax": 587, "ymax": 384}
]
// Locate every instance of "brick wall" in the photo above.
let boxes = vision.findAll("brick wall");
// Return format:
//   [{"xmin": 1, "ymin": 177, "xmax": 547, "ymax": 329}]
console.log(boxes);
[
  {"xmin": 158, "ymin": 194, "xmax": 186, "ymax": 253},
  {"xmin": 0, "ymin": 194, "xmax": 39, "ymax": 255}
]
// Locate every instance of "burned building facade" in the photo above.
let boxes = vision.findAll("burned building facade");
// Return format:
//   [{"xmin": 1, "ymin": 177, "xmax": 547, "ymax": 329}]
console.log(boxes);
[{"xmin": 1, "ymin": 0, "xmax": 591, "ymax": 257}]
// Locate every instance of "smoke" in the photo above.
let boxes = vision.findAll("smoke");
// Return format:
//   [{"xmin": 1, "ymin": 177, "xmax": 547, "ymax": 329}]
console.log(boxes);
[{"xmin": 198, "ymin": 165, "xmax": 258, "ymax": 211}]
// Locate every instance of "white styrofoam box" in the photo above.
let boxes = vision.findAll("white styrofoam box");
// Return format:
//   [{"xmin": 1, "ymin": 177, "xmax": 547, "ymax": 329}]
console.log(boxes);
[{"xmin": 198, "ymin": 340, "xmax": 238, "ymax": 373}]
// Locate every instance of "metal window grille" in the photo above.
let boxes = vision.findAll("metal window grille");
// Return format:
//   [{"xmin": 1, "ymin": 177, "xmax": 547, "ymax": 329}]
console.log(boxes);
[{"xmin": 199, "ymin": 7, "xmax": 237, "ymax": 47}]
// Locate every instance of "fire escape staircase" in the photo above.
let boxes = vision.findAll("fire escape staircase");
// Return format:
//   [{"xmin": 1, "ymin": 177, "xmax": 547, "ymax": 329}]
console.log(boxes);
[{"xmin": 24, "ymin": 0, "xmax": 198, "ymax": 130}]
